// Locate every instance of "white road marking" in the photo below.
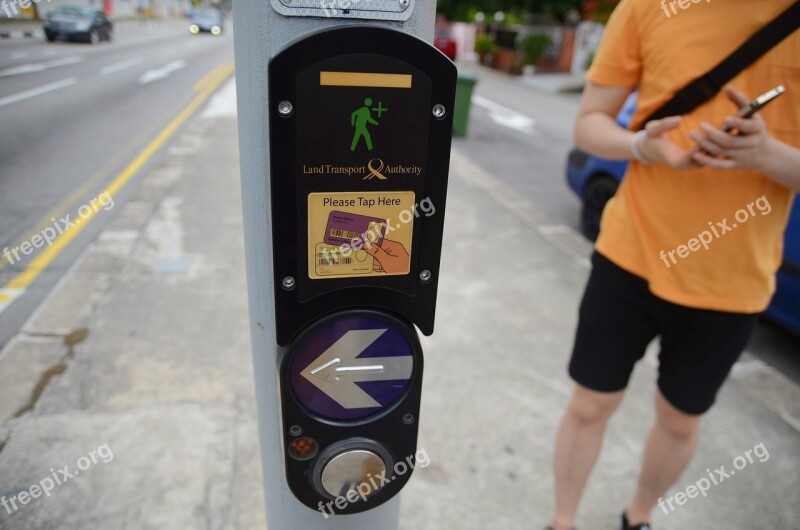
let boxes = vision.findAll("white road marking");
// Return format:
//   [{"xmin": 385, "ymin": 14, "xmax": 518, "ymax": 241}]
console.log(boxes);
[
  {"xmin": 0, "ymin": 289, "xmax": 25, "ymax": 316},
  {"xmin": 0, "ymin": 56, "xmax": 84, "ymax": 77},
  {"xmin": 0, "ymin": 64, "xmax": 48, "ymax": 76},
  {"xmin": 101, "ymin": 57, "xmax": 144, "ymax": 75},
  {"xmin": 200, "ymin": 79, "xmax": 236, "ymax": 119},
  {"xmin": 138, "ymin": 60, "xmax": 186, "ymax": 85},
  {"xmin": 45, "ymin": 56, "xmax": 85, "ymax": 68},
  {"xmin": 9, "ymin": 52, "xmax": 31, "ymax": 60},
  {"xmin": 0, "ymin": 77, "xmax": 77, "ymax": 108},
  {"xmin": 472, "ymin": 94, "xmax": 538, "ymax": 136}
]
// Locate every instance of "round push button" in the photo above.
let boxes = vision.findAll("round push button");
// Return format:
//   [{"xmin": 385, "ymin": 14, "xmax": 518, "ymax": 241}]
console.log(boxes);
[
  {"xmin": 312, "ymin": 438, "xmax": 394, "ymax": 501},
  {"xmin": 320, "ymin": 449, "xmax": 387, "ymax": 498}
]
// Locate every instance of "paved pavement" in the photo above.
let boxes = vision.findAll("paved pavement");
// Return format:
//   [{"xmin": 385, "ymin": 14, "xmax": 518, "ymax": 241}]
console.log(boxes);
[{"xmin": 0, "ymin": 69, "xmax": 798, "ymax": 529}]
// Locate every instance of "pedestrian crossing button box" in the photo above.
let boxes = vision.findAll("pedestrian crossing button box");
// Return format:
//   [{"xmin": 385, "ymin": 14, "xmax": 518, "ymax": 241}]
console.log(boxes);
[{"xmin": 268, "ymin": 25, "xmax": 457, "ymax": 346}]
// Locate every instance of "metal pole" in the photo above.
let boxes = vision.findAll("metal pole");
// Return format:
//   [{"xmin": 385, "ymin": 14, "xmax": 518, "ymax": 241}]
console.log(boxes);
[{"xmin": 232, "ymin": 2, "xmax": 435, "ymax": 528}]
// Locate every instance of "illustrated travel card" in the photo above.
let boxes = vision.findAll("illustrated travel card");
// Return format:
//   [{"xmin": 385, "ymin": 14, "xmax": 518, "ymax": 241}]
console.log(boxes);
[
  {"xmin": 324, "ymin": 211, "xmax": 387, "ymax": 247},
  {"xmin": 308, "ymin": 191, "xmax": 415, "ymax": 280},
  {"xmin": 314, "ymin": 243, "xmax": 374, "ymax": 277}
]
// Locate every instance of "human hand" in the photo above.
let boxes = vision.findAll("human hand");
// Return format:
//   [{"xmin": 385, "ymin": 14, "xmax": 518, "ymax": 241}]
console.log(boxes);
[
  {"xmin": 689, "ymin": 86, "xmax": 771, "ymax": 170},
  {"xmin": 637, "ymin": 116, "xmax": 700, "ymax": 169},
  {"xmin": 364, "ymin": 239, "xmax": 410, "ymax": 274}
]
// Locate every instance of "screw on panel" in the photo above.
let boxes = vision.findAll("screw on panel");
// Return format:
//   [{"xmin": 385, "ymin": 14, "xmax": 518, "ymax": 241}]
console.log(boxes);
[
  {"xmin": 289, "ymin": 425, "xmax": 303, "ymax": 437},
  {"xmin": 402, "ymin": 413, "xmax": 415, "ymax": 425},
  {"xmin": 281, "ymin": 276, "xmax": 296, "ymax": 290},
  {"xmin": 419, "ymin": 270, "xmax": 432, "ymax": 283},
  {"xmin": 277, "ymin": 100, "xmax": 294, "ymax": 117},
  {"xmin": 399, "ymin": 0, "xmax": 410, "ymax": 7},
  {"xmin": 432, "ymin": 104, "xmax": 447, "ymax": 119}
]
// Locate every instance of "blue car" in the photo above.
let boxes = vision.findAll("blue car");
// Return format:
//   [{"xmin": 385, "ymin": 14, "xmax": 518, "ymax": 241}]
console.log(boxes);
[{"xmin": 566, "ymin": 94, "xmax": 800, "ymax": 336}]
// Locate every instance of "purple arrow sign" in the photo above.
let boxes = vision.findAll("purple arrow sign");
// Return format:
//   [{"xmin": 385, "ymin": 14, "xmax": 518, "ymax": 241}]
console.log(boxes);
[{"xmin": 288, "ymin": 315, "xmax": 415, "ymax": 421}]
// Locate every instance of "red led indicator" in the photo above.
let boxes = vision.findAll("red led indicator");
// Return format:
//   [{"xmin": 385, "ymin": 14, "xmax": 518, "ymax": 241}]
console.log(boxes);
[{"xmin": 288, "ymin": 437, "xmax": 319, "ymax": 461}]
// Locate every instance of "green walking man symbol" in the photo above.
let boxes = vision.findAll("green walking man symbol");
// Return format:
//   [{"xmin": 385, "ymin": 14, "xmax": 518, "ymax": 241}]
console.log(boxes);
[{"xmin": 350, "ymin": 98, "xmax": 387, "ymax": 152}]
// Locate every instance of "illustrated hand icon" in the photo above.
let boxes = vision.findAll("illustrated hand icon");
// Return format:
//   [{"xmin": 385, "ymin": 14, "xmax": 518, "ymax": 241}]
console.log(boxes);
[{"xmin": 364, "ymin": 239, "xmax": 410, "ymax": 274}]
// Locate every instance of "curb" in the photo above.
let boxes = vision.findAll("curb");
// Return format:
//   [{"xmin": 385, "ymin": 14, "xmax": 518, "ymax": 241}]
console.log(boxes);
[{"xmin": 0, "ymin": 29, "xmax": 43, "ymax": 40}]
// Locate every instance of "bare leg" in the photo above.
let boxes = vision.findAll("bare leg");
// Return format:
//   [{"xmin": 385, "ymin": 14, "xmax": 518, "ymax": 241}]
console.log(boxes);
[
  {"xmin": 550, "ymin": 385, "xmax": 625, "ymax": 530},
  {"xmin": 625, "ymin": 390, "xmax": 701, "ymax": 524}
]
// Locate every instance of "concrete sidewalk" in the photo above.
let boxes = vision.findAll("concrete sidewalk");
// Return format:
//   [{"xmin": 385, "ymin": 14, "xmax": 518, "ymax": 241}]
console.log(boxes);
[
  {"xmin": 0, "ymin": 79, "xmax": 798, "ymax": 530},
  {"xmin": 460, "ymin": 59, "xmax": 586, "ymax": 95}
]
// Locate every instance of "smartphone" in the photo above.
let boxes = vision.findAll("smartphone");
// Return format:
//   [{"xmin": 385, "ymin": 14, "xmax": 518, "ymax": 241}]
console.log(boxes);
[{"xmin": 722, "ymin": 85, "xmax": 785, "ymax": 132}]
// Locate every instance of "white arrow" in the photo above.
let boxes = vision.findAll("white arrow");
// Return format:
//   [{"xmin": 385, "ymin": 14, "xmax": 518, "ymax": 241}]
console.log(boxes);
[
  {"xmin": 138, "ymin": 60, "xmax": 186, "ymax": 85},
  {"xmin": 0, "ymin": 63, "xmax": 48, "ymax": 77},
  {"xmin": 472, "ymin": 94, "xmax": 538, "ymax": 136},
  {"xmin": 300, "ymin": 329, "xmax": 414, "ymax": 409},
  {"xmin": 0, "ymin": 56, "xmax": 84, "ymax": 77}
]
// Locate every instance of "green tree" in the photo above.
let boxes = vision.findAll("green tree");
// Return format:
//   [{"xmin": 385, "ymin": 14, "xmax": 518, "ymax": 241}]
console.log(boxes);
[{"xmin": 437, "ymin": 0, "xmax": 584, "ymax": 23}]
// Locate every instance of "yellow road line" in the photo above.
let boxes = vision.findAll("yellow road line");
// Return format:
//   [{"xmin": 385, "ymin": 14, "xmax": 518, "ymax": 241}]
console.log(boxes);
[
  {"xmin": 2, "ymin": 63, "xmax": 235, "ymax": 293},
  {"xmin": 194, "ymin": 63, "xmax": 234, "ymax": 92}
]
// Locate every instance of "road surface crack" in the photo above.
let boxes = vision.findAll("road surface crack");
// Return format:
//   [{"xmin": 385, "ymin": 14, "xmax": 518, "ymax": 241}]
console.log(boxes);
[{"xmin": 12, "ymin": 328, "xmax": 89, "ymax": 418}]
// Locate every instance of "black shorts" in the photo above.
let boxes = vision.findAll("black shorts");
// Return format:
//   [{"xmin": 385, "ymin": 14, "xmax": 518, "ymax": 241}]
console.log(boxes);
[{"xmin": 569, "ymin": 252, "xmax": 760, "ymax": 415}]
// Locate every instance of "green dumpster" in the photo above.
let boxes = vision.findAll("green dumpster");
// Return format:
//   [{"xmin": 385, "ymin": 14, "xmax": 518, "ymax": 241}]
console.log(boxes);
[{"xmin": 453, "ymin": 71, "xmax": 478, "ymax": 137}]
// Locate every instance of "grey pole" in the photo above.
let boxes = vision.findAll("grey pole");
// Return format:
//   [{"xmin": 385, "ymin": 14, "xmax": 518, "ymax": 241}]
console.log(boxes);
[{"xmin": 232, "ymin": 2, "xmax": 435, "ymax": 528}]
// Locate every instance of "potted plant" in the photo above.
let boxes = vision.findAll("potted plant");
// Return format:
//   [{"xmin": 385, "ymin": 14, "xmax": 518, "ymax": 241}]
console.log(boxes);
[
  {"xmin": 519, "ymin": 33, "xmax": 551, "ymax": 75},
  {"xmin": 474, "ymin": 34, "xmax": 497, "ymax": 66}
]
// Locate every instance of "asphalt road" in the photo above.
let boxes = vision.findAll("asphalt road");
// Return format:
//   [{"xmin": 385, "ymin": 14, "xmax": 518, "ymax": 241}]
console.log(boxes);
[
  {"xmin": 0, "ymin": 20, "xmax": 235, "ymax": 349},
  {"xmin": 460, "ymin": 64, "xmax": 583, "ymax": 230}
]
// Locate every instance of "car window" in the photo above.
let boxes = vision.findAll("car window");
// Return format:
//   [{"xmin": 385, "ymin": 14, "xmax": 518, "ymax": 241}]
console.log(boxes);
[
  {"xmin": 193, "ymin": 9, "xmax": 220, "ymax": 18},
  {"xmin": 51, "ymin": 6, "xmax": 95, "ymax": 17}
]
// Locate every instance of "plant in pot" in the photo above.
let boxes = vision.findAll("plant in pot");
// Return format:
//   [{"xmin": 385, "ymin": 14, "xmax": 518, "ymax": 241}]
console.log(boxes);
[
  {"xmin": 519, "ymin": 33, "xmax": 551, "ymax": 75},
  {"xmin": 474, "ymin": 34, "xmax": 498, "ymax": 66}
]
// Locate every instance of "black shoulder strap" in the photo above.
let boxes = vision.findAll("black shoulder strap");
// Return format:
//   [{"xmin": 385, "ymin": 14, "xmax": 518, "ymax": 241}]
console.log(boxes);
[{"xmin": 639, "ymin": 0, "xmax": 800, "ymax": 129}]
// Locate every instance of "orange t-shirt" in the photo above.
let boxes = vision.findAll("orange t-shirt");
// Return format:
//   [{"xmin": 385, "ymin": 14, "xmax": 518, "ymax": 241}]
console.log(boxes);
[{"xmin": 588, "ymin": 0, "xmax": 799, "ymax": 313}]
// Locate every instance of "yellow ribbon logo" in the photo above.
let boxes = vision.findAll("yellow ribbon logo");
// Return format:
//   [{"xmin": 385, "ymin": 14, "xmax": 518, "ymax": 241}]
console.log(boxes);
[{"xmin": 364, "ymin": 158, "xmax": 388, "ymax": 180}]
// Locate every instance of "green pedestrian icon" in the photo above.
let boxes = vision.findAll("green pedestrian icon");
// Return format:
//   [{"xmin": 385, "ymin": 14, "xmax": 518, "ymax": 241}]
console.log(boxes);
[{"xmin": 350, "ymin": 98, "xmax": 388, "ymax": 152}]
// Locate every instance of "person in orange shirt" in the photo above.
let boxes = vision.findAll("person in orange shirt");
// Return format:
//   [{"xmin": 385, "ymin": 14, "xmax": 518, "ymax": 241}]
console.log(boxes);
[{"xmin": 547, "ymin": 1, "xmax": 800, "ymax": 529}]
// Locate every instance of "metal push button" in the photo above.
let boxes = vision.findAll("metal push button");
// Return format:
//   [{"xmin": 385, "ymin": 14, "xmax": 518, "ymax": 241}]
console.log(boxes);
[
  {"xmin": 312, "ymin": 438, "xmax": 393, "ymax": 501},
  {"xmin": 320, "ymin": 449, "xmax": 387, "ymax": 498}
]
